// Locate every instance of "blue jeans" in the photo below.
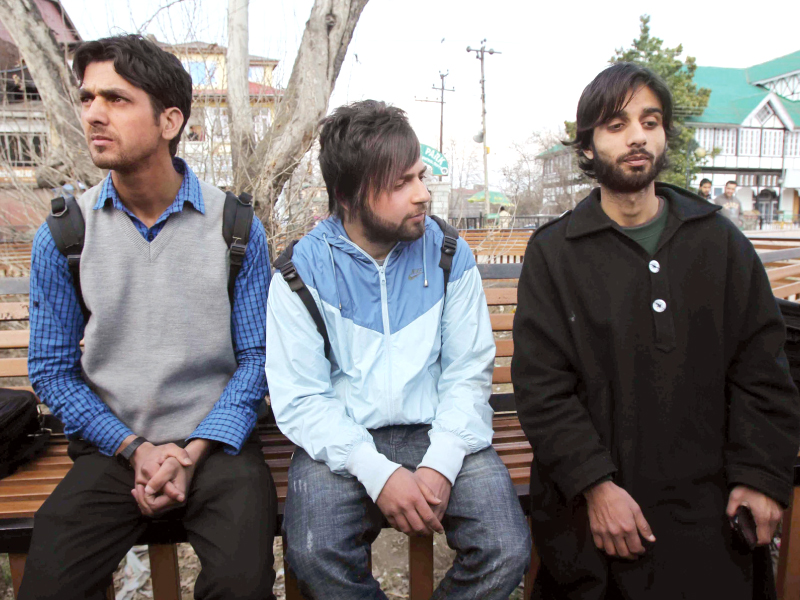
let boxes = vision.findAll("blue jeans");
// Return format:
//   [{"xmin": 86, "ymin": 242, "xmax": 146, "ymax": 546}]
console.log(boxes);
[{"xmin": 284, "ymin": 424, "xmax": 531, "ymax": 600}]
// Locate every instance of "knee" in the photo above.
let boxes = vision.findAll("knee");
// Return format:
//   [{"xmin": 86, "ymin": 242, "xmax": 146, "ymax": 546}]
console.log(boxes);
[{"xmin": 483, "ymin": 527, "xmax": 532, "ymax": 580}]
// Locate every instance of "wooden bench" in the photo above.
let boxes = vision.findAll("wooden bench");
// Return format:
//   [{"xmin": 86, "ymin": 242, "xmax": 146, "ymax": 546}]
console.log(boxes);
[
  {"xmin": 460, "ymin": 229, "xmax": 533, "ymax": 264},
  {"xmin": 0, "ymin": 264, "xmax": 535, "ymax": 600},
  {"xmin": 4, "ymin": 256, "xmax": 800, "ymax": 599}
]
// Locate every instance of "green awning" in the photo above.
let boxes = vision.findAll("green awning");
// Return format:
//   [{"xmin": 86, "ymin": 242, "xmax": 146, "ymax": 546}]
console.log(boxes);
[{"xmin": 467, "ymin": 190, "xmax": 513, "ymax": 206}]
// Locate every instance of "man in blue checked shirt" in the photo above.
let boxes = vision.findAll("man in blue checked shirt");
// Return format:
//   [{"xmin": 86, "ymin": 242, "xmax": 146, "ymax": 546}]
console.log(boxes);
[{"xmin": 19, "ymin": 35, "xmax": 276, "ymax": 600}]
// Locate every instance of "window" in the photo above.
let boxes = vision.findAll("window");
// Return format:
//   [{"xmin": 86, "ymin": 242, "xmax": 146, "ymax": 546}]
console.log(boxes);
[
  {"xmin": 737, "ymin": 173, "xmax": 757, "ymax": 186},
  {"xmin": 249, "ymin": 66, "xmax": 265, "ymax": 83},
  {"xmin": 184, "ymin": 61, "xmax": 217, "ymax": 86},
  {"xmin": 0, "ymin": 134, "xmax": 46, "ymax": 166},
  {"xmin": 761, "ymin": 130, "xmax": 784, "ymax": 157},
  {"xmin": 787, "ymin": 132, "xmax": 800, "ymax": 157},
  {"xmin": 760, "ymin": 174, "xmax": 778, "ymax": 187},
  {"xmin": 756, "ymin": 104, "xmax": 774, "ymax": 125},
  {"xmin": 186, "ymin": 125, "xmax": 205, "ymax": 142},
  {"xmin": 739, "ymin": 129, "xmax": 761, "ymax": 156},
  {"xmin": 714, "ymin": 129, "xmax": 737, "ymax": 155}
]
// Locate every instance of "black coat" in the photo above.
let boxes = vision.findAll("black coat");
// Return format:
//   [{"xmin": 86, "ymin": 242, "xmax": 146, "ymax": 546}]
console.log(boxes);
[{"xmin": 511, "ymin": 183, "xmax": 800, "ymax": 599}]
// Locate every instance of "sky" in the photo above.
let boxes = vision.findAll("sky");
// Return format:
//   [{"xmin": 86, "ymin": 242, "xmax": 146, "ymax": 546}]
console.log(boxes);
[{"xmin": 61, "ymin": 0, "xmax": 800, "ymax": 184}]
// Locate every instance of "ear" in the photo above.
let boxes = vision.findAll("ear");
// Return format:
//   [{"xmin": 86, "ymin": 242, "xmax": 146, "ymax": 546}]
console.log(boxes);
[
  {"xmin": 161, "ymin": 107, "xmax": 185, "ymax": 144},
  {"xmin": 582, "ymin": 148, "xmax": 593, "ymax": 160}
]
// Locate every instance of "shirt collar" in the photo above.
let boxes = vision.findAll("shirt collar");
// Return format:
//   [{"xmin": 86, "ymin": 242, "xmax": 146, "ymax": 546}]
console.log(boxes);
[
  {"xmin": 94, "ymin": 157, "xmax": 205, "ymax": 215},
  {"xmin": 565, "ymin": 182, "xmax": 721, "ymax": 240}
]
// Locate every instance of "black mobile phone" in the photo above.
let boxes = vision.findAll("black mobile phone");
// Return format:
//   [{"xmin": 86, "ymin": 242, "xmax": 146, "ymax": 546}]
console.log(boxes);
[{"xmin": 731, "ymin": 504, "xmax": 758, "ymax": 550}]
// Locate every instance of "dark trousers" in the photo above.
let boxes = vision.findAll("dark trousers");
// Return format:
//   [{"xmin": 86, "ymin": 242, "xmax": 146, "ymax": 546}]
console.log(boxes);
[{"xmin": 18, "ymin": 437, "xmax": 278, "ymax": 600}]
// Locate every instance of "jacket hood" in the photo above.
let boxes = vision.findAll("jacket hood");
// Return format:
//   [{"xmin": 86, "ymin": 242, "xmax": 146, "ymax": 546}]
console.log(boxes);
[{"xmin": 305, "ymin": 216, "xmax": 416, "ymax": 264}]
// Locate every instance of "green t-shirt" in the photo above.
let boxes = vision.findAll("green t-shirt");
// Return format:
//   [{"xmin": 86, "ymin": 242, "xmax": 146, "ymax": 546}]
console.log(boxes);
[{"xmin": 620, "ymin": 197, "xmax": 668, "ymax": 256}]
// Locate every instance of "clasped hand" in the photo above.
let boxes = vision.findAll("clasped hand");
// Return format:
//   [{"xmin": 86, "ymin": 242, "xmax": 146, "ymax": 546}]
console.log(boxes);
[
  {"xmin": 128, "ymin": 441, "xmax": 195, "ymax": 517},
  {"xmin": 376, "ymin": 467, "xmax": 452, "ymax": 537}
]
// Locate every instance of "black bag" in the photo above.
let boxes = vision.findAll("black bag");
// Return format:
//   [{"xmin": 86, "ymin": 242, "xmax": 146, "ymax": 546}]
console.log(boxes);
[{"xmin": 0, "ymin": 389, "xmax": 51, "ymax": 479}]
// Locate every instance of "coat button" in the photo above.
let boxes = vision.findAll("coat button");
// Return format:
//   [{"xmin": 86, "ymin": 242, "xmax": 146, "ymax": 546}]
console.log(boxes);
[
  {"xmin": 649, "ymin": 260, "xmax": 660, "ymax": 273},
  {"xmin": 652, "ymin": 299, "xmax": 667, "ymax": 312}
]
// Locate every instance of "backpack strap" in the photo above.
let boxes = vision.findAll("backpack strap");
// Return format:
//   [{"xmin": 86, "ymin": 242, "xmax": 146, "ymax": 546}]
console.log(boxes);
[
  {"xmin": 222, "ymin": 191, "xmax": 254, "ymax": 307},
  {"xmin": 430, "ymin": 215, "xmax": 459, "ymax": 298},
  {"xmin": 46, "ymin": 194, "xmax": 90, "ymax": 321},
  {"xmin": 274, "ymin": 241, "xmax": 332, "ymax": 360}
]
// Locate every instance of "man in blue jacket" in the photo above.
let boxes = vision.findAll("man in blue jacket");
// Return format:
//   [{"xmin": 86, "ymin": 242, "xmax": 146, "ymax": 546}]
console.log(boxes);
[{"xmin": 266, "ymin": 100, "xmax": 530, "ymax": 599}]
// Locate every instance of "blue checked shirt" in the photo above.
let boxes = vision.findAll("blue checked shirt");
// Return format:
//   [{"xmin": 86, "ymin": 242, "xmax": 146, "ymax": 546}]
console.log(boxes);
[{"xmin": 28, "ymin": 158, "xmax": 270, "ymax": 456}]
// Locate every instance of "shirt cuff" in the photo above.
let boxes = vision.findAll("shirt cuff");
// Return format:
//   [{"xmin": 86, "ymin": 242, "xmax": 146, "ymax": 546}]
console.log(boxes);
[
  {"xmin": 81, "ymin": 412, "xmax": 134, "ymax": 457},
  {"xmin": 416, "ymin": 431, "xmax": 470, "ymax": 485},
  {"xmin": 345, "ymin": 441, "xmax": 402, "ymax": 502},
  {"xmin": 188, "ymin": 407, "xmax": 257, "ymax": 455}
]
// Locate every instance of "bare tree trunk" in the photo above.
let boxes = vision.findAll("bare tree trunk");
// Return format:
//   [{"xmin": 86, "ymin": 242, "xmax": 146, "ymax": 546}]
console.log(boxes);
[
  {"xmin": 249, "ymin": 0, "xmax": 369, "ymax": 228},
  {"xmin": 226, "ymin": 0, "xmax": 256, "ymax": 192},
  {"xmin": 0, "ymin": 0, "xmax": 103, "ymax": 188}
]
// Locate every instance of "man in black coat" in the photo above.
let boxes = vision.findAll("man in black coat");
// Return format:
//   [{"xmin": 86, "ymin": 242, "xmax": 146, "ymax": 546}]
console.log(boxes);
[{"xmin": 512, "ymin": 62, "xmax": 800, "ymax": 599}]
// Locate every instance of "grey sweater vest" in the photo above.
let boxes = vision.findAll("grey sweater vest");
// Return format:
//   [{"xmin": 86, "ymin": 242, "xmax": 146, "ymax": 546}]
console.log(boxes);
[{"xmin": 77, "ymin": 181, "xmax": 237, "ymax": 444}]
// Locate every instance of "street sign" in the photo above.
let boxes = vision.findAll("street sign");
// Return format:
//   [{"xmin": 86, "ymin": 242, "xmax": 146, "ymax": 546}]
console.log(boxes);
[{"xmin": 420, "ymin": 144, "xmax": 449, "ymax": 176}]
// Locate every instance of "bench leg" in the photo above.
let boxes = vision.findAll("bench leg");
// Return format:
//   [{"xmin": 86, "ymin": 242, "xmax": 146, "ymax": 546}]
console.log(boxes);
[
  {"xmin": 9, "ymin": 553, "xmax": 25, "ymax": 599},
  {"xmin": 777, "ymin": 487, "xmax": 800, "ymax": 600},
  {"xmin": 282, "ymin": 537, "xmax": 303, "ymax": 600},
  {"xmin": 148, "ymin": 544, "xmax": 181, "ymax": 600},
  {"xmin": 408, "ymin": 535, "xmax": 434, "ymax": 600}
]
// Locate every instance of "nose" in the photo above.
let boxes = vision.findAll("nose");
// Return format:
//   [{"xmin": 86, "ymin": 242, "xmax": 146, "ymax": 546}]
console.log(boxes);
[
  {"xmin": 626, "ymin": 120, "xmax": 647, "ymax": 148},
  {"xmin": 414, "ymin": 178, "xmax": 431, "ymax": 204},
  {"xmin": 82, "ymin": 97, "xmax": 108, "ymax": 128}
]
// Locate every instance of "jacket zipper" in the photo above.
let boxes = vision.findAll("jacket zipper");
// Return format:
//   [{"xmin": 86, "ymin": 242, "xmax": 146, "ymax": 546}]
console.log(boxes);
[{"xmin": 338, "ymin": 236, "xmax": 397, "ymax": 422}]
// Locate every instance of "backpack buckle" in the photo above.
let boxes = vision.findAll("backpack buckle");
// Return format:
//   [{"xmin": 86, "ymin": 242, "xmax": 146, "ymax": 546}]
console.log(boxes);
[
  {"xmin": 230, "ymin": 239, "xmax": 246, "ymax": 264},
  {"xmin": 280, "ymin": 261, "xmax": 297, "ymax": 281},
  {"xmin": 441, "ymin": 235, "xmax": 457, "ymax": 256}
]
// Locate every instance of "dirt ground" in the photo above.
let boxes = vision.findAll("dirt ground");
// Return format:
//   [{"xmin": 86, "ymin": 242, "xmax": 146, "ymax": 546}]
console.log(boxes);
[
  {"xmin": 107, "ymin": 530, "xmax": 524, "ymax": 600},
  {"xmin": 0, "ymin": 531, "xmax": 524, "ymax": 600}
]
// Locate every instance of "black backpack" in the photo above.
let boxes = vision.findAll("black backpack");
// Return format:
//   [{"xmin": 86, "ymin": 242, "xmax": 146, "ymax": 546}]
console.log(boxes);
[
  {"xmin": 0, "ymin": 389, "xmax": 52, "ymax": 479},
  {"xmin": 45, "ymin": 191, "xmax": 255, "ymax": 319},
  {"xmin": 273, "ymin": 215, "xmax": 459, "ymax": 360}
]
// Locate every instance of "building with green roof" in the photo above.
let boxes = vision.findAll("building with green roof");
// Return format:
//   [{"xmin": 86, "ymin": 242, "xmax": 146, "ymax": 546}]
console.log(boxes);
[{"xmin": 687, "ymin": 50, "xmax": 800, "ymax": 218}]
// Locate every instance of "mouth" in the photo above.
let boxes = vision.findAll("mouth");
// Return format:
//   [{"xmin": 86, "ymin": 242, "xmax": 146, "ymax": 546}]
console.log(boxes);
[
  {"xmin": 408, "ymin": 213, "xmax": 426, "ymax": 223},
  {"xmin": 622, "ymin": 155, "xmax": 651, "ymax": 167},
  {"xmin": 90, "ymin": 134, "xmax": 114, "ymax": 146}
]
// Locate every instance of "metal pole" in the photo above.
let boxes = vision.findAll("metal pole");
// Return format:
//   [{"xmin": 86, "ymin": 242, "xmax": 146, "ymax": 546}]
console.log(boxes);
[
  {"xmin": 467, "ymin": 41, "xmax": 500, "ymax": 222},
  {"xmin": 439, "ymin": 72, "xmax": 446, "ymax": 153}
]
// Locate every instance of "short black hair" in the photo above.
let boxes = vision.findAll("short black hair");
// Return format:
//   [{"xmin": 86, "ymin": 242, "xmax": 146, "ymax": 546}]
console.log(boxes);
[
  {"xmin": 726, "ymin": 180, "xmax": 737, "ymax": 187},
  {"xmin": 72, "ymin": 35, "xmax": 193, "ymax": 157},
  {"xmin": 699, "ymin": 178, "xmax": 711, "ymax": 186},
  {"xmin": 567, "ymin": 62, "xmax": 678, "ymax": 178},
  {"xmin": 318, "ymin": 100, "xmax": 420, "ymax": 220}
]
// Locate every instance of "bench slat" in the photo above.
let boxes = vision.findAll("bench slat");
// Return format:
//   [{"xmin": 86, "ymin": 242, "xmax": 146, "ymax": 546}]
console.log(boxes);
[
  {"xmin": 0, "ymin": 330, "xmax": 29, "ymax": 349},
  {"xmin": 0, "ymin": 358, "xmax": 28, "ymax": 378},
  {"xmin": 0, "ymin": 303, "xmax": 29, "ymax": 322},
  {"xmin": 490, "ymin": 314, "xmax": 514, "ymax": 331}
]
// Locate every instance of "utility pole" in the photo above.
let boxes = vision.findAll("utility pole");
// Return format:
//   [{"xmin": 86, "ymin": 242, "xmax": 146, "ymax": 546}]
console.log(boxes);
[
  {"xmin": 415, "ymin": 71, "xmax": 454, "ymax": 180},
  {"xmin": 467, "ymin": 40, "xmax": 500, "ymax": 220}
]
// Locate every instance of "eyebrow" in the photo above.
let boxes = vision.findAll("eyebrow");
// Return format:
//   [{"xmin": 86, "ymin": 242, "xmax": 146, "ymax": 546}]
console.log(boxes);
[
  {"xmin": 642, "ymin": 107, "xmax": 664, "ymax": 117},
  {"xmin": 78, "ymin": 87, "xmax": 131, "ymax": 101},
  {"xmin": 400, "ymin": 165, "xmax": 427, "ymax": 181}
]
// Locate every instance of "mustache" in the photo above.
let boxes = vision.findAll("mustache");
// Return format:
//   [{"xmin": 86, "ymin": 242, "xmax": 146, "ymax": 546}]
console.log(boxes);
[{"xmin": 617, "ymin": 149, "xmax": 655, "ymax": 163}]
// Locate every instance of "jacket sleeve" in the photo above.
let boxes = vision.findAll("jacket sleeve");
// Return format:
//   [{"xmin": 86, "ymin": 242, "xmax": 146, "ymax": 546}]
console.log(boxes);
[
  {"xmin": 266, "ymin": 273, "xmax": 400, "ymax": 502},
  {"xmin": 725, "ymin": 242, "xmax": 800, "ymax": 508},
  {"xmin": 417, "ymin": 262, "xmax": 495, "ymax": 485},
  {"xmin": 511, "ymin": 239, "xmax": 617, "ymax": 500}
]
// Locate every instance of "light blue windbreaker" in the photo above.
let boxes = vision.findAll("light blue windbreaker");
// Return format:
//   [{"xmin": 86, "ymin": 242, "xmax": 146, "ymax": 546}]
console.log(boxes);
[{"xmin": 266, "ymin": 216, "xmax": 496, "ymax": 501}]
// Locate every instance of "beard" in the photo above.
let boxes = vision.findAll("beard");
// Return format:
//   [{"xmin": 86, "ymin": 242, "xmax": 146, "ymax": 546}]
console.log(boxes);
[
  {"xmin": 360, "ymin": 202, "xmax": 426, "ymax": 246},
  {"xmin": 592, "ymin": 145, "xmax": 668, "ymax": 193},
  {"xmin": 85, "ymin": 128, "xmax": 156, "ymax": 173}
]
